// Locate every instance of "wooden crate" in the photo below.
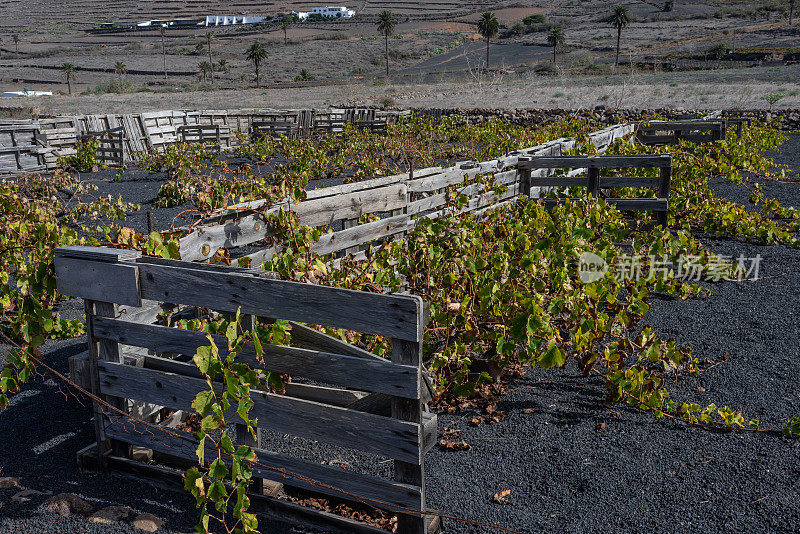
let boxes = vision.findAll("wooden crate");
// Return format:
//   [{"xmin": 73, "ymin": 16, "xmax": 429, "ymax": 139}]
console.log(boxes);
[
  {"xmin": 518, "ymin": 154, "xmax": 673, "ymax": 226},
  {"xmin": 54, "ymin": 246, "xmax": 437, "ymax": 534}
]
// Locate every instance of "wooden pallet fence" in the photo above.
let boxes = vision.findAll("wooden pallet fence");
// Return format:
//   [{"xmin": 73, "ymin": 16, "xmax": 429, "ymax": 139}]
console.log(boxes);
[
  {"xmin": 635, "ymin": 119, "xmax": 726, "ymax": 145},
  {"xmin": 0, "ymin": 122, "xmax": 46, "ymax": 174},
  {"xmin": 177, "ymin": 124, "xmax": 225, "ymax": 154},
  {"xmin": 82, "ymin": 126, "xmax": 125, "ymax": 166},
  {"xmin": 175, "ymin": 122, "xmax": 636, "ymax": 266},
  {"xmin": 55, "ymin": 245, "xmax": 438, "ymax": 534},
  {"xmin": 518, "ymin": 154, "xmax": 673, "ymax": 226}
]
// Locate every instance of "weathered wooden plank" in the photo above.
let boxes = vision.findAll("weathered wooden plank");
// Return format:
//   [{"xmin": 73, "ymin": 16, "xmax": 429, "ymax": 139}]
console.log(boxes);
[
  {"xmin": 99, "ymin": 362, "xmax": 422, "ymax": 463},
  {"xmin": 68, "ymin": 351, "xmax": 91, "ymax": 390},
  {"xmin": 142, "ymin": 353, "xmax": 367, "ymax": 406},
  {"xmin": 103, "ymin": 418, "xmax": 422, "ymax": 511},
  {"xmin": 312, "ymin": 214, "xmax": 414, "ymax": 256},
  {"xmin": 288, "ymin": 321, "xmax": 384, "ymax": 361},
  {"xmin": 292, "ymin": 184, "xmax": 408, "ymax": 228},
  {"xmin": 136, "ymin": 262, "xmax": 423, "ymax": 341},
  {"xmin": 521, "ymin": 155, "xmax": 672, "ymax": 169},
  {"xmin": 92, "ymin": 317, "xmax": 421, "ymax": 398},
  {"xmin": 391, "ymin": 335, "xmax": 426, "ymax": 532},
  {"xmin": 179, "ymin": 210, "xmax": 274, "ymax": 262},
  {"xmin": 643, "ymin": 120, "xmax": 724, "ymax": 131},
  {"xmin": 55, "ymin": 256, "xmax": 141, "ymax": 307}
]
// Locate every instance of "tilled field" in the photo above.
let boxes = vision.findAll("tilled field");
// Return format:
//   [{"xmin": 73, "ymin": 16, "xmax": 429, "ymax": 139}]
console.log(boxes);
[{"xmin": 0, "ymin": 134, "xmax": 799, "ymax": 533}]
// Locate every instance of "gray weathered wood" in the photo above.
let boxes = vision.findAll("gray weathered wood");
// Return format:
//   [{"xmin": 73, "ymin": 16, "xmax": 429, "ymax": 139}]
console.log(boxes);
[
  {"xmin": 521, "ymin": 155, "xmax": 672, "ymax": 169},
  {"xmin": 288, "ymin": 321, "xmax": 384, "ymax": 361},
  {"xmin": 55, "ymin": 246, "xmax": 141, "ymax": 262},
  {"xmin": 292, "ymin": 184, "xmax": 408, "ymax": 228},
  {"xmin": 55, "ymin": 256, "xmax": 141, "ymax": 307},
  {"xmin": 98, "ymin": 361, "xmax": 423, "ymax": 463},
  {"xmin": 92, "ymin": 317, "xmax": 420, "ymax": 398},
  {"xmin": 391, "ymin": 336, "xmax": 426, "ymax": 533},
  {"xmin": 313, "ymin": 214, "xmax": 414, "ymax": 256},
  {"xmin": 103, "ymin": 418, "xmax": 423, "ymax": 511},
  {"xmin": 136, "ymin": 262, "xmax": 423, "ymax": 341}
]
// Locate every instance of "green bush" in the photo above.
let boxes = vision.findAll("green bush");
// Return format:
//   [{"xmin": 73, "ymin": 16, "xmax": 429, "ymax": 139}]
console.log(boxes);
[
  {"xmin": 523, "ymin": 13, "xmax": 546, "ymax": 25},
  {"xmin": 705, "ymin": 42, "xmax": 730, "ymax": 60}
]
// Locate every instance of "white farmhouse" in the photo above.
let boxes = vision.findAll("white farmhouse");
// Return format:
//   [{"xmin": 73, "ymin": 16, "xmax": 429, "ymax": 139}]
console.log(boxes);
[
  {"xmin": 294, "ymin": 6, "xmax": 355, "ymax": 21},
  {"xmin": 203, "ymin": 15, "xmax": 267, "ymax": 26}
]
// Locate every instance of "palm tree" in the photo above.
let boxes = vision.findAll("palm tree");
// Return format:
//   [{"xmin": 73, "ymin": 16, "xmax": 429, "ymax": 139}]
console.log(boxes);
[
  {"xmin": 12, "ymin": 34, "xmax": 20, "ymax": 54},
  {"xmin": 61, "ymin": 63, "xmax": 77, "ymax": 94},
  {"xmin": 198, "ymin": 61, "xmax": 211, "ymax": 83},
  {"xmin": 547, "ymin": 28, "xmax": 565, "ymax": 63},
  {"xmin": 160, "ymin": 25, "xmax": 168, "ymax": 80},
  {"xmin": 477, "ymin": 12, "xmax": 499, "ymax": 70},
  {"xmin": 376, "ymin": 11, "xmax": 396, "ymax": 77},
  {"xmin": 217, "ymin": 59, "xmax": 228, "ymax": 73},
  {"xmin": 245, "ymin": 41, "xmax": 268, "ymax": 88},
  {"xmin": 281, "ymin": 14, "xmax": 293, "ymax": 45},
  {"xmin": 205, "ymin": 31, "xmax": 215, "ymax": 83},
  {"xmin": 114, "ymin": 61, "xmax": 127, "ymax": 80},
  {"xmin": 608, "ymin": 5, "xmax": 631, "ymax": 67}
]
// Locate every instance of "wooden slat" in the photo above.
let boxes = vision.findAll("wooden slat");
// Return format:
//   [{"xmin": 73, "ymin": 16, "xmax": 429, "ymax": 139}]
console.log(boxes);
[
  {"xmin": 103, "ymin": 418, "xmax": 422, "ymax": 511},
  {"xmin": 312, "ymin": 214, "xmax": 414, "ymax": 256},
  {"xmin": 136, "ymin": 261, "xmax": 423, "ymax": 341},
  {"xmin": 644, "ymin": 120, "xmax": 724, "ymax": 131},
  {"xmin": 54, "ymin": 256, "xmax": 141, "ymax": 307},
  {"xmin": 141, "ymin": 353, "xmax": 367, "ymax": 407},
  {"xmin": 98, "ymin": 362, "xmax": 422, "ymax": 463},
  {"xmin": 521, "ymin": 155, "xmax": 672, "ymax": 169},
  {"xmin": 91, "ymin": 317, "xmax": 421, "ymax": 398},
  {"xmin": 179, "ymin": 211, "xmax": 273, "ymax": 262},
  {"xmin": 291, "ymin": 184, "xmax": 408, "ymax": 228},
  {"xmin": 288, "ymin": 322, "xmax": 384, "ymax": 361}
]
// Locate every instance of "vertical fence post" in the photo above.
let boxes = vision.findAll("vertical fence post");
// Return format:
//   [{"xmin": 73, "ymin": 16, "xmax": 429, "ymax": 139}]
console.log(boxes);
[
  {"xmin": 391, "ymin": 296, "xmax": 426, "ymax": 534},
  {"xmin": 587, "ymin": 166, "xmax": 601, "ymax": 198},
  {"xmin": 66, "ymin": 247, "xmax": 143, "ymax": 468},
  {"xmin": 658, "ymin": 160, "xmax": 672, "ymax": 227},
  {"xmin": 518, "ymin": 157, "xmax": 531, "ymax": 198}
]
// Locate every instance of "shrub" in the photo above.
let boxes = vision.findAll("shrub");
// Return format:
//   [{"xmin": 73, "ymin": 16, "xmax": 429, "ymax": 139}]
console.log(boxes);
[
  {"xmin": 91, "ymin": 79, "xmax": 135, "ymax": 94},
  {"xmin": 523, "ymin": 13, "xmax": 546, "ymax": 25},
  {"xmin": 706, "ymin": 42, "xmax": 730, "ymax": 60},
  {"xmin": 294, "ymin": 69, "xmax": 315, "ymax": 82}
]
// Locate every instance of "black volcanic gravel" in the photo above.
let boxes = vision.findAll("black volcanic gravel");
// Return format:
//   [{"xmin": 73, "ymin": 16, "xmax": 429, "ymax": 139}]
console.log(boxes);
[{"xmin": 1, "ymin": 135, "xmax": 799, "ymax": 533}]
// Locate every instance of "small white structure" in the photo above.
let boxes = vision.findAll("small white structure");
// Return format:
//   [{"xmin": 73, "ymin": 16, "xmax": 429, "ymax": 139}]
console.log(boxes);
[
  {"xmin": 2, "ymin": 90, "xmax": 53, "ymax": 97},
  {"xmin": 295, "ymin": 6, "xmax": 355, "ymax": 21},
  {"xmin": 203, "ymin": 15, "xmax": 267, "ymax": 26}
]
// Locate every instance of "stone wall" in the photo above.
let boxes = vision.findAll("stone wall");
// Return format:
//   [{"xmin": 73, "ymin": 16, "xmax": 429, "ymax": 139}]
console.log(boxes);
[{"xmin": 417, "ymin": 108, "xmax": 800, "ymax": 131}]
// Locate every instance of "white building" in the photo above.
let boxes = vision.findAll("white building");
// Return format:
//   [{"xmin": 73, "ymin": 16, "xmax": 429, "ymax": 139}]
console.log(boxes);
[
  {"xmin": 3, "ymin": 90, "xmax": 52, "ymax": 97},
  {"xmin": 203, "ymin": 15, "xmax": 267, "ymax": 26},
  {"xmin": 295, "ymin": 6, "xmax": 355, "ymax": 21}
]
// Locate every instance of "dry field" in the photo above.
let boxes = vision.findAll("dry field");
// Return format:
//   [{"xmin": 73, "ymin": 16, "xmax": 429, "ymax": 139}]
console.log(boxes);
[
  {"xmin": 0, "ymin": 0, "xmax": 799, "ymax": 111},
  {"xmin": 2, "ymin": 66, "xmax": 800, "ymax": 116}
]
